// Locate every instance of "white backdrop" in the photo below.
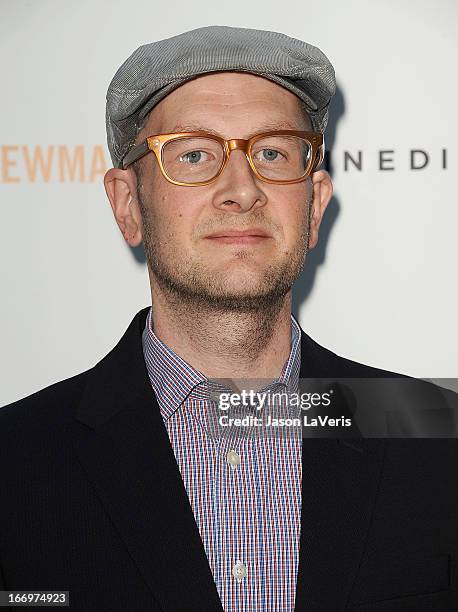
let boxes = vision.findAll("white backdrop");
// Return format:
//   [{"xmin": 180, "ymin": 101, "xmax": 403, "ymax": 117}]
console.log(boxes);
[{"xmin": 1, "ymin": 0, "xmax": 457, "ymax": 406}]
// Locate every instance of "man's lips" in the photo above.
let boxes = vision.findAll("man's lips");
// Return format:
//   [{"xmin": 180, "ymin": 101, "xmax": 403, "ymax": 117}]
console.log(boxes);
[{"xmin": 204, "ymin": 228, "xmax": 272, "ymax": 244}]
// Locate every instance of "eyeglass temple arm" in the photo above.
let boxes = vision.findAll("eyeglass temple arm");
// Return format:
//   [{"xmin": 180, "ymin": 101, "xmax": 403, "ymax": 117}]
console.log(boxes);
[
  {"xmin": 313, "ymin": 136, "xmax": 325, "ymax": 170},
  {"xmin": 120, "ymin": 140, "xmax": 150, "ymax": 170}
]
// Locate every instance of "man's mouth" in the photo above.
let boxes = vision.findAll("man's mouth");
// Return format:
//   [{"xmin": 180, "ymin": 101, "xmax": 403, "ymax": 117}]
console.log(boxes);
[{"xmin": 204, "ymin": 228, "xmax": 272, "ymax": 245}]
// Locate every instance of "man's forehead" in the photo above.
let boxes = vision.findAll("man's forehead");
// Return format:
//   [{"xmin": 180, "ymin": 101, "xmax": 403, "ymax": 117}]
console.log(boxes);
[
  {"xmin": 167, "ymin": 119, "xmax": 309, "ymax": 138},
  {"xmin": 158, "ymin": 71, "xmax": 304, "ymax": 108},
  {"xmin": 143, "ymin": 77, "xmax": 311, "ymax": 135}
]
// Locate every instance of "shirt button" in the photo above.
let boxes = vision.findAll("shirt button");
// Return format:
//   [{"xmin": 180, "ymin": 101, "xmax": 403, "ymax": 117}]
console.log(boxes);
[
  {"xmin": 226, "ymin": 450, "xmax": 241, "ymax": 468},
  {"xmin": 232, "ymin": 561, "xmax": 247, "ymax": 582}
]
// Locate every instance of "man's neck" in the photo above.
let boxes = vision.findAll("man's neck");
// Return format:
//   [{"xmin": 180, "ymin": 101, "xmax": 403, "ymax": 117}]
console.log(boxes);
[{"xmin": 149, "ymin": 284, "xmax": 294, "ymax": 383}]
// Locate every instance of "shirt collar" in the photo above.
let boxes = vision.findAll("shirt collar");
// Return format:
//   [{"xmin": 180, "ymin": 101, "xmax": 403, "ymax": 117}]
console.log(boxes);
[{"xmin": 142, "ymin": 305, "xmax": 302, "ymax": 423}]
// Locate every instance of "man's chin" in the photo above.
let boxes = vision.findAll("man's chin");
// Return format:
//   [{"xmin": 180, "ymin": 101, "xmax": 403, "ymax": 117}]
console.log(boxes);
[
  {"xmin": 206, "ymin": 266, "xmax": 282, "ymax": 289},
  {"xmin": 150, "ymin": 258, "xmax": 300, "ymax": 311}
]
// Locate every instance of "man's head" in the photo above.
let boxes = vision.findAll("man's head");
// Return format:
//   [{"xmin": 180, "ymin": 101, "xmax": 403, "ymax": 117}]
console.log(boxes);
[{"xmin": 104, "ymin": 28, "xmax": 334, "ymax": 313}]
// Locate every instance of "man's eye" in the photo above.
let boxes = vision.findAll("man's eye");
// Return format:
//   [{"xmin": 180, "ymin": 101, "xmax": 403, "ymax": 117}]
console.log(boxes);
[
  {"xmin": 254, "ymin": 148, "xmax": 286, "ymax": 162},
  {"xmin": 180, "ymin": 150, "xmax": 208, "ymax": 164}
]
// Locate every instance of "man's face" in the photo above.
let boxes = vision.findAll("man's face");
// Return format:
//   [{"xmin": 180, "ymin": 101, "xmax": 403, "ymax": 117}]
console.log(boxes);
[{"xmin": 133, "ymin": 72, "xmax": 315, "ymax": 311}]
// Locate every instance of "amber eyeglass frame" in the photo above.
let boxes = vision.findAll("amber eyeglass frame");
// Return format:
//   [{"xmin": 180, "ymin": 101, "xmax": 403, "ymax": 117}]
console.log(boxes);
[{"xmin": 121, "ymin": 130, "xmax": 325, "ymax": 186}]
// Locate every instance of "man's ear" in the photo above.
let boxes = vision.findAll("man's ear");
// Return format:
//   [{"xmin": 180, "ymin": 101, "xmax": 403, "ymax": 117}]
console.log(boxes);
[
  {"xmin": 308, "ymin": 169, "xmax": 333, "ymax": 250},
  {"xmin": 103, "ymin": 167, "xmax": 143, "ymax": 247}
]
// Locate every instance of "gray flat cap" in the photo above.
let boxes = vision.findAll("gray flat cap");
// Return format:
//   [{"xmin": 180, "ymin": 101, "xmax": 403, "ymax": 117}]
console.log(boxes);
[{"xmin": 106, "ymin": 25, "xmax": 336, "ymax": 168}]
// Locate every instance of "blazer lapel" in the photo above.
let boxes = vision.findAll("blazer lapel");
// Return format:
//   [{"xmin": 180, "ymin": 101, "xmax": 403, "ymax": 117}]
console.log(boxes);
[
  {"xmin": 72, "ymin": 307, "xmax": 224, "ymax": 612},
  {"xmin": 294, "ymin": 330, "xmax": 386, "ymax": 611}
]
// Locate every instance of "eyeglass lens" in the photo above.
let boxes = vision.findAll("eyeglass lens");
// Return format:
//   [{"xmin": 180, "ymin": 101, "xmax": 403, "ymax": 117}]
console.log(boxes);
[{"xmin": 161, "ymin": 136, "xmax": 312, "ymax": 183}]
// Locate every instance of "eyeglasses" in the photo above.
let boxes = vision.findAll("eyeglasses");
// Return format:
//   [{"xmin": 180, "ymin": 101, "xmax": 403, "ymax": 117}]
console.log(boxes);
[{"xmin": 121, "ymin": 130, "xmax": 324, "ymax": 186}]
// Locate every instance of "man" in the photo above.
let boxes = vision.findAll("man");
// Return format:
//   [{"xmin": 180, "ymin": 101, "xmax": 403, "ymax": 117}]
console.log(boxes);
[{"xmin": 0, "ymin": 26, "xmax": 456, "ymax": 611}]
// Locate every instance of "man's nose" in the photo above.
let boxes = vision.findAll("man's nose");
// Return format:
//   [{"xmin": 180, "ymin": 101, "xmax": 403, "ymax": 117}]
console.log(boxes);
[{"xmin": 211, "ymin": 149, "xmax": 268, "ymax": 213}]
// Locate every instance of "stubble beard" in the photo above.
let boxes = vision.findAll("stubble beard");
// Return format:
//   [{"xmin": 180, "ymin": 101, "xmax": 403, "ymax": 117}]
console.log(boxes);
[{"xmin": 137, "ymin": 191, "xmax": 311, "ymax": 315}]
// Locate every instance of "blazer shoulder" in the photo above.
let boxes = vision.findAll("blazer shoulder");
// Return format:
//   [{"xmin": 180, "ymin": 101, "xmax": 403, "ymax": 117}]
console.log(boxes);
[
  {"xmin": 0, "ymin": 369, "xmax": 90, "ymax": 432},
  {"xmin": 0, "ymin": 307, "xmax": 150, "ymax": 435},
  {"xmin": 301, "ymin": 331, "xmax": 457, "ymax": 417},
  {"xmin": 301, "ymin": 330, "xmax": 408, "ymax": 379}
]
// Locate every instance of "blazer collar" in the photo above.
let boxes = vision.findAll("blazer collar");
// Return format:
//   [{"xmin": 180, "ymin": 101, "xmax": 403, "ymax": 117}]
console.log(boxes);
[{"xmin": 76, "ymin": 306, "xmax": 355, "ymax": 427}]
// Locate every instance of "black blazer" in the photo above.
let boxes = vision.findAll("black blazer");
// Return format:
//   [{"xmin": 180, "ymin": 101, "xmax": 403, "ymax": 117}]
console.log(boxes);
[{"xmin": 0, "ymin": 307, "xmax": 457, "ymax": 611}]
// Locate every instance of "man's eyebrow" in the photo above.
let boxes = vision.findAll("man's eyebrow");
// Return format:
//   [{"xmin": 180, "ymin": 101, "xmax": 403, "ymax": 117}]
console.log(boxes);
[{"xmin": 166, "ymin": 121, "xmax": 304, "ymax": 137}]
